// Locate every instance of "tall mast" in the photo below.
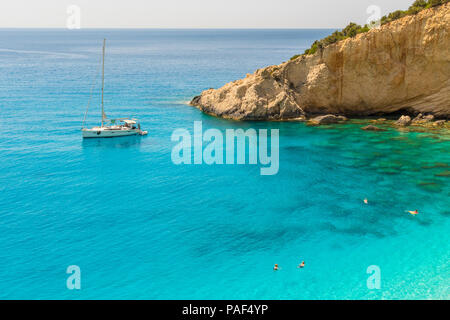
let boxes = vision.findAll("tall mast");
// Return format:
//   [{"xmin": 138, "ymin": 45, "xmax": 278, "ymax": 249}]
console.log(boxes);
[{"xmin": 101, "ymin": 38, "xmax": 106, "ymax": 127}]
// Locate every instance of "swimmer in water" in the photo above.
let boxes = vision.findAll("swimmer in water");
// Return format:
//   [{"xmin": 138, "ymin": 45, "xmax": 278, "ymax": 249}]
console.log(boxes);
[
  {"xmin": 408, "ymin": 210, "xmax": 419, "ymax": 215},
  {"xmin": 364, "ymin": 198, "xmax": 368, "ymax": 204},
  {"xmin": 273, "ymin": 264, "xmax": 279, "ymax": 271},
  {"xmin": 298, "ymin": 261, "xmax": 305, "ymax": 268}
]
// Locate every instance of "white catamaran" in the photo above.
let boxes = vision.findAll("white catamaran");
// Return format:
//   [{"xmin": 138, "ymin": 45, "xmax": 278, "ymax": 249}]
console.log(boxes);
[{"xmin": 82, "ymin": 39, "xmax": 148, "ymax": 138}]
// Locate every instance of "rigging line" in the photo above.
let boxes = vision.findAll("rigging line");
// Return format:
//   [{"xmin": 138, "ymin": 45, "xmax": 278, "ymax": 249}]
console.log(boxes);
[{"xmin": 82, "ymin": 53, "xmax": 103, "ymax": 129}]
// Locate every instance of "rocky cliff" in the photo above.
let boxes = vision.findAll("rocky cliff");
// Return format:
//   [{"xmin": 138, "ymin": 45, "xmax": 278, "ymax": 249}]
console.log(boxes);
[{"xmin": 191, "ymin": 4, "xmax": 450, "ymax": 120}]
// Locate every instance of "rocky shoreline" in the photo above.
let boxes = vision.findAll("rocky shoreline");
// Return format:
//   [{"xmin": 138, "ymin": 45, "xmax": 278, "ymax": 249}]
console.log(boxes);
[
  {"xmin": 305, "ymin": 113, "xmax": 449, "ymax": 132},
  {"xmin": 190, "ymin": 4, "xmax": 450, "ymax": 122}
]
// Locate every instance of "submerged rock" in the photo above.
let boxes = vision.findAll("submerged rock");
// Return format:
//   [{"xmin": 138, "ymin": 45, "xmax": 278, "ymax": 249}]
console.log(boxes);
[
  {"xmin": 417, "ymin": 181, "xmax": 442, "ymax": 192},
  {"xmin": 308, "ymin": 114, "xmax": 345, "ymax": 125},
  {"xmin": 433, "ymin": 120, "xmax": 446, "ymax": 127},
  {"xmin": 395, "ymin": 115, "xmax": 412, "ymax": 127},
  {"xmin": 422, "ymin": 162, "xmax": 449, "ymax": 169},
  {"xmin": 361, "ymin": 125, "xmax": 386, "ymax": 132},
  {"xmin": 435, "ymin": 171, "xmax": 450, "ymax": 177},
  {"xmin": 412, "ymin": 113, "xmax": 435, "ymax": 124},
  {"xmin": 286, "ymin": 116, "xmax": 307, "ymax": 122}
]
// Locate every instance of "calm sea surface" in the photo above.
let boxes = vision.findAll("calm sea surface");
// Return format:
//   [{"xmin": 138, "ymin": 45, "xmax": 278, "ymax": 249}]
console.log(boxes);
[{"xmin": 0, "ymin": 29, "xmax": 448, "ymax": 299}]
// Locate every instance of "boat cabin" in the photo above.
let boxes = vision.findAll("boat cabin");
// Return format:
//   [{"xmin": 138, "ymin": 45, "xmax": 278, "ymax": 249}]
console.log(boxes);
[{"xmin": 109, "ymin": 118, "xmax": 141, "ymax": 130}]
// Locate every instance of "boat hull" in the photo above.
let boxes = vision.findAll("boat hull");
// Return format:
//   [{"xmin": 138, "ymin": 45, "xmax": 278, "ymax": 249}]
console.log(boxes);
[{"xmin": 82, "ymin": 128, "xmax": 140, "ymax": 138}]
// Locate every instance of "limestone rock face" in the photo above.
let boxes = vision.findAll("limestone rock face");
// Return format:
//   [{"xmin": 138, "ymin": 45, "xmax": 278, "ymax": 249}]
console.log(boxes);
[{"xmin": 191, "ymin": 4, "xmax": 450, "ymax": 120}]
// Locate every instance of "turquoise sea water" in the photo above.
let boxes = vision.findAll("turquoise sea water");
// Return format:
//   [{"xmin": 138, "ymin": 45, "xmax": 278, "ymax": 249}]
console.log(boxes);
[{"xmin": 0, "ymin": 29, "xmax": 449, "ymax": 300}]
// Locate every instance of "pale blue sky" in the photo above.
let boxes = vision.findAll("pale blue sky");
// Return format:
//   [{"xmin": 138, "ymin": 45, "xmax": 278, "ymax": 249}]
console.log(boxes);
[{"xmin": 1, "ymin": 0, "xmax": 414, "ymax": 28}]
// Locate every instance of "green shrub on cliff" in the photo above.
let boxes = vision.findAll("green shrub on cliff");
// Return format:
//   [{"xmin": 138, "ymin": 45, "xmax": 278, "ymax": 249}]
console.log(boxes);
[
  {"xmin": 293, "ymin": 0, "xmax": 448, "ymax": 60},
  {"xmin": 300, "ymin": 23, "xmax": 369, "ymax": 56},
  {"xmin": 409, "ymin": 0, "xmax": 429, "ymax": 13},
  {"xmin": 380, "ymin": 0, "xmax": 448, "ymax": 25},
  {"xmin": 430, "ymin": 0, "xmax": 448, "ymax": 6}
]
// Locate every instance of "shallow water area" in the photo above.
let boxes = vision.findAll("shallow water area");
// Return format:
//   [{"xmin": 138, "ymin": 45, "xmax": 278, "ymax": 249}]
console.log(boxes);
[{"xmin": 0, "ymin": 29, "xmax": 448, "ymax": 299}]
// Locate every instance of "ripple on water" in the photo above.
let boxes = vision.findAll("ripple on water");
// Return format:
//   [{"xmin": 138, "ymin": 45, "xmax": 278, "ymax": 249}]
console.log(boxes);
[
  {"xmin": 421, "ymin": 162, "xmax": 449, "ymax": 169},
  {"xmin": 417, "ymin": 181, "xmax": 443, "ymax": 193},
  {"xmin": 435, "ymin": 171, "xmax": 450, "ymax": 177}
]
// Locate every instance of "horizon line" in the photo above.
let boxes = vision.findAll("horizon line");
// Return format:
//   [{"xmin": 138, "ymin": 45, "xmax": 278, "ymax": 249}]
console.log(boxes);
[{"xmin": 0, "ymin": 27, "xmax": 340, "ymax": 30}]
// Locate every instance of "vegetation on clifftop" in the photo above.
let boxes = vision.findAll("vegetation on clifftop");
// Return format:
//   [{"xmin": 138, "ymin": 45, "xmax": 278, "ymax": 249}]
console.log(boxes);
[{"xmin": 292, "ymin": 0, "xmax": 449, "ymax": 59}]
